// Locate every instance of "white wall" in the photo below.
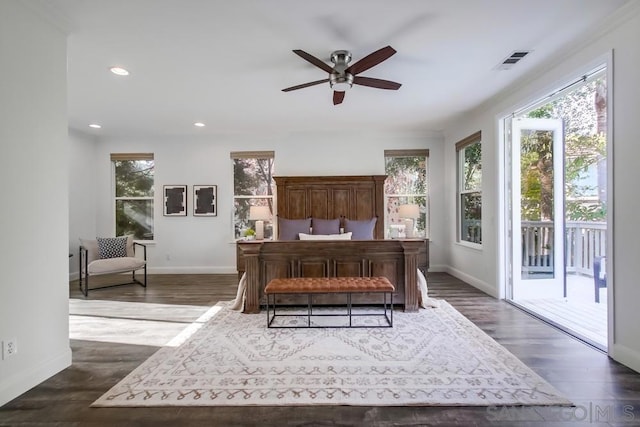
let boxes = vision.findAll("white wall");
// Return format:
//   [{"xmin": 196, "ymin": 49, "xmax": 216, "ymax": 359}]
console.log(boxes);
[
  {"xmin": 69, "ymin": 129, "xmax": 99, "ymax": 273},
  {"xmin": 0, "ymin": 1, "xmax": 71, "ymax": 406},
  {"xmin": 68, "ymin": 130, "xmax": 445, "ymax": 276},
  {"xmin": 442, "ymin": 3, "xmax": 640, "ymax": 372},
  {"xmin": 443, "ymin": 110, "xmax": 499, "ymax": 297}
]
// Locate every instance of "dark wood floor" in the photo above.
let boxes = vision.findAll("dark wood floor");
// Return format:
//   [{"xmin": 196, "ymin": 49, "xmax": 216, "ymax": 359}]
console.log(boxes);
[{"xmin": 2, "ymin": 273, "xmax": 639, "ymax": 426}]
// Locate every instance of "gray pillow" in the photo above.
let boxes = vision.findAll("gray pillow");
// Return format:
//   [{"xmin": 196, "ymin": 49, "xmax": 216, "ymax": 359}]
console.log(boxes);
[
  {"xmin": 278, "ymin": 217, "xmax": 311, "ymax": 240},
  {"xmin": 311, "ymin": 218, "xmax": 340, "ymax": 235},
  {"xmin": 344, "ymin": 217, "xmax": 377, "ymax": 240}
]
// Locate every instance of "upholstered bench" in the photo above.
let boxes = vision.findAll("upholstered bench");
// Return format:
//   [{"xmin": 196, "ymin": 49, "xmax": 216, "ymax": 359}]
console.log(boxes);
[{"xmin": 264, "ymin": 276, "xmax": 395, "ymax": 328}]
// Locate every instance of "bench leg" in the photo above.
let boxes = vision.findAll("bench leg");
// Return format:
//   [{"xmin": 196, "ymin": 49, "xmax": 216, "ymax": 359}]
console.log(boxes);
[
  {"xmin": 266, "ymin": 293, "xmax": 270, "ymax": 328},
  {"xmin": 383, "ymin": 292, "xmax": 388, "ymax": 325},
  {"xmin": 266, "ymin": 294, "xmax": 278, "ymax": 328}
]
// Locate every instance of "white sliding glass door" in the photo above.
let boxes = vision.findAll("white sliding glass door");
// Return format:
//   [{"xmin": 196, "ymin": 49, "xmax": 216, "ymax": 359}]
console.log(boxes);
[{"xmin": 510, "ymin": 118, "xmax": 565, "ymax": 300}]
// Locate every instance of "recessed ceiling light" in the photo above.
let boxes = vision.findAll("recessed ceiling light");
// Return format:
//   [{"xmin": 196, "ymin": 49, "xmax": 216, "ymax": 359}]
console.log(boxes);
[
  {"xmin": 88, "ymin": 123, "xmax": 102, "ymax": 129},
  {"xmin": 109, "ymin": 66, "xmax": 130, "ymax": 76},
  {"xmin": 194, "ymin": 122, "xmax": 206, "ymax": 127}
]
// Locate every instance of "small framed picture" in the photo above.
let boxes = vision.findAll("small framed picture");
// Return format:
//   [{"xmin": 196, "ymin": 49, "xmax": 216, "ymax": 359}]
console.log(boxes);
[
  {"xmin": 193, "ymin": 185, "xmax": 217, "ymax": 216},
  {"xmin": 164, "ymin": 185, "xmax": 187, "ymax": 216}
]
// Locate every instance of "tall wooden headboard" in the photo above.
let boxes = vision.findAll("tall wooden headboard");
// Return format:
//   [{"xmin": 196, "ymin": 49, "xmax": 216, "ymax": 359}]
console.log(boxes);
[{"xmin": 274, "ymin": 175, "xmax": 386, "ymax": 239}]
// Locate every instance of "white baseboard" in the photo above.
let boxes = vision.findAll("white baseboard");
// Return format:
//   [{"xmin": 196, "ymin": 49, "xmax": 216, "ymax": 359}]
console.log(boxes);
[
  {"xmin": 426, "ymin": 264, "xmax": 448, "ymax": 273},
  {"xmin": 69, "ymin": 266, "xmax": 238, "ymax": 281},
  {"xmin": 148, "ymin": 266, "xmax": 238, "ymax": 275},
  {"xmin": 610, "ymin": 343, "xmax": 640, "ymax": 374},
  {"xmin": 0, "ymin": 347, "xmax": 72, "ymax": 407},
  {"xmin": 443, "ymin": 266, "xmax": 499, "ymax": 298}
]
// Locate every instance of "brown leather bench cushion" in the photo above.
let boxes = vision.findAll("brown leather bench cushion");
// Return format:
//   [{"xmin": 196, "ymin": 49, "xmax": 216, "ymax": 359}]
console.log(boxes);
[{"xmin": 264, "ymin": 277, "xmax": 395, "ymax": 294}]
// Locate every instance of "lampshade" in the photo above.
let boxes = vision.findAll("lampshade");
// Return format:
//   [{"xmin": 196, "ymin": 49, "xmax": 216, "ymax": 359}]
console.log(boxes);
[
  {"xmin": 398, "ymin": 204, "xmax": 420, "ymax": 219},
  {"xmin": 249, "ymin": 206, "xmax": 271, "ymax": 221}
]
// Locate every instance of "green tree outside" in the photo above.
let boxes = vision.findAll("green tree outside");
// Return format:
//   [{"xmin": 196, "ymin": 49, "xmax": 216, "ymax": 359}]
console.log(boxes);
[
  {"xmin": 115, "ymin": 160, "xmax": 154, "ymax": 239},
  {"xmin": 385, "ymin": 156, "xmax": 427, "ymax": 234},
  {"xmin": 521, "ymin": 77, "xmax": 606, "ymax": 222},
  {"xmin": 233, "ymin": 157, "xmax": 275, "ymax": 238}
]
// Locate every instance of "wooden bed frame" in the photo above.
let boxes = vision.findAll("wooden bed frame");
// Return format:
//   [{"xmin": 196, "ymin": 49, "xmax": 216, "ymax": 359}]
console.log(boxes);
[
  {"xmin": 274, "ymin": 175, "xmax": 387, "ymax": 239},
  {"xmin": 236, "ymin": 175, "xmax": 428, "ymax": 313}
]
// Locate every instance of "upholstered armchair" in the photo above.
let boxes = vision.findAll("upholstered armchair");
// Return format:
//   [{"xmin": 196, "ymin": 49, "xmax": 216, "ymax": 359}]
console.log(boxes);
[{"xmin": 78, "ymin": 235, "xmax": 147, "ymax": 296}]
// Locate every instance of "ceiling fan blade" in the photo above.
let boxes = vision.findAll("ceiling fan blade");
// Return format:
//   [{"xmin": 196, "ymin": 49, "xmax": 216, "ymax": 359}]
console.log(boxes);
[
  {"xmin": 282, "ymin": 79, "xmax": 330, "ymax": 92},
  {"xmin": 346, "ymin": 45, "xmax": 397, "ymax": 75},
  {"xmin": 333, "ymin": 91, "xmax": 345, "ymax": 105},
  {"xmin": 292, "ymin": 50, "xmax": 334, "ymax": 73},
  {"xmin": 353, "ymin": 76, "xmax": 402, "ymax": 90}
]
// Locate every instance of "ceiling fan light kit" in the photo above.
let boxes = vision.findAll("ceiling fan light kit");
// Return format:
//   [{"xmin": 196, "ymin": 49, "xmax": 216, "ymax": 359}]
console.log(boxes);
[
  {"xmin": 282, "ymin": 45, "xmax": 402, "ymax": 105},
  {"xmin": 330, "ymin": 73, "xmax": 354, "ymax": 91},
  {"xmin": 329, "ymin": 50, "xmax": 354, "ymax": 91}
]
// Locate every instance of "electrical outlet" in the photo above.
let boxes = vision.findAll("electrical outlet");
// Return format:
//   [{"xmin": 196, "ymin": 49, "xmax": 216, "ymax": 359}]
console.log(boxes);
[{"xmin": 2, "ymin": 338, "xmax": 17, "ymax": 359}]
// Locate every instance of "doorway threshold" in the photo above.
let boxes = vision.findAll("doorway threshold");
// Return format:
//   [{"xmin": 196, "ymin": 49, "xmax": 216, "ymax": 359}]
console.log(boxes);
[{"xmin": 507, "ymin": 299, "xmax": 607, "ymax": 353}]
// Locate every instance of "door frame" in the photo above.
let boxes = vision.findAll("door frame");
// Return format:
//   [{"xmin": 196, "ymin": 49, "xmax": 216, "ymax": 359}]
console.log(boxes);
[{"xmin": 499, "ymin": 53, "xmax": 614, "ymax": 353}]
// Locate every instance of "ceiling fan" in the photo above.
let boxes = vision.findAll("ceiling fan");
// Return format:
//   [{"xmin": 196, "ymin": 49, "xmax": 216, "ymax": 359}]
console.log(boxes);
[{"xmin": 282, "ymin": 45, "xmax": 402, "ymax": 105}]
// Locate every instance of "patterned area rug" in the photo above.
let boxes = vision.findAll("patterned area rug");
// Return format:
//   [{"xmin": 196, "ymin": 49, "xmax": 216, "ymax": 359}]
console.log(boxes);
[{"xmin": 92, "ymin": 301, "xmax": 571, "ymax": 407}]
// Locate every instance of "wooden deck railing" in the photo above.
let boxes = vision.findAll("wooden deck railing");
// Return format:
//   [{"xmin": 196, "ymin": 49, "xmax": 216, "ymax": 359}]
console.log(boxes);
[
  {"xmin": 565, "ymin": 221, "xmax": 607, "ymax": 275},
  {"xmin": 521, "ymin": 221, "xmax": 554, "ymax": 274},
  {"xmin": 521, "ymin": 221, "xmax": 606, "ymax": 277}
]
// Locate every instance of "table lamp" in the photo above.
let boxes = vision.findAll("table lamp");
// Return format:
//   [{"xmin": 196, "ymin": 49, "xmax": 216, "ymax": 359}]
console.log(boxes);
[
  {"xmin": 249, "ymin": 206, "xmax": 271, "ymax": 240},
  {"xmin": 398, "ymin": 204, "xmax": 420, "ymax": 238}
]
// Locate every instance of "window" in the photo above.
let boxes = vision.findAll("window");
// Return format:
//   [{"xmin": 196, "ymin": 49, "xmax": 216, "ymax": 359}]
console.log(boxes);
[
  {"xmin": 456, "ymin": 132, "xmax": 482, "ymax": 245},
  {"xmin": 111, "ymin": 153, "xmax": 154, "ymax": 240},
  {"xmin": 384, "ymin": 149, "xmax": 428, "ymax": 238},
  {"xmin": 231, "ymin": 151, "xmax": 275, "ymax": 239}
]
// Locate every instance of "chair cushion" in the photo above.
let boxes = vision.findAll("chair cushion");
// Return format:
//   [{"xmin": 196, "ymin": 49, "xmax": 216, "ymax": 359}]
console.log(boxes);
[
  {"xmin": 81, "ymin": 235, "xmax": 135, "ymax": 262},
  {"xmin": 88, "ymin": 257, "xmax": 146, "ymax": 275},
  {"xmin": 97, "ymin": 236, "xmax": 128, "ymax": 258},
  {"xmin": 79, "ymin": 238, "xmax": 100, "ymax": 263},
  {"xmin": 124, "ymin": 234, "xmax": 135, "ymax": 257}
]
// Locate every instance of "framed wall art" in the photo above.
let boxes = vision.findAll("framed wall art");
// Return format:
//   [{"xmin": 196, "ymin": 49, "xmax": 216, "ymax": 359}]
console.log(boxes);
[
  {"xmin": 163, "ymin": 185, "xmax": 187, "ymax": 216},
  {"xmin": 193, "ymin": 185, "xmax": 217, "ymax": 216}
]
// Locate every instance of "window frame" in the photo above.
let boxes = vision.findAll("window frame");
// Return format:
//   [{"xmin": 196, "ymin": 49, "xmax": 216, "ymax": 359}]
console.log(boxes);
[
  {"xmin": 231, "ymin": 151, "xmax": 275, "ymax": 240},
  {"xmin": 456, "ymin": 132, "xmax": 482, "ymax": 247},
  {"xmin": 383, "ymin": 149, "xmax": 429, "ymax": 239},
  {"xmin": 111, "ymin": 153, "xmax": 155, "ymax": 241}
]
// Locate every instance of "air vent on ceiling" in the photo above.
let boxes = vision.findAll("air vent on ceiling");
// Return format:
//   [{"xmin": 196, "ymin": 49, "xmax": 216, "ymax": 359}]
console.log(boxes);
[{"xmin": 496, "ymin": 50, "xmax": 532, "ymax": 70}]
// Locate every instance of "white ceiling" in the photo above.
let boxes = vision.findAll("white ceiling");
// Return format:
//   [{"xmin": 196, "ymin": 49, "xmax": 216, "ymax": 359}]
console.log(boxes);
[{"xmin": 39, "ymin": 0, "xmax": 629, "ymax": 138}]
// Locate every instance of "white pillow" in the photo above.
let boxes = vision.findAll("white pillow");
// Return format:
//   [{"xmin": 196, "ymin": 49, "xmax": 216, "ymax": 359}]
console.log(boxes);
[{"xmin": 298, "ymin": 232, "xmax": 352, "ymax": 240}]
